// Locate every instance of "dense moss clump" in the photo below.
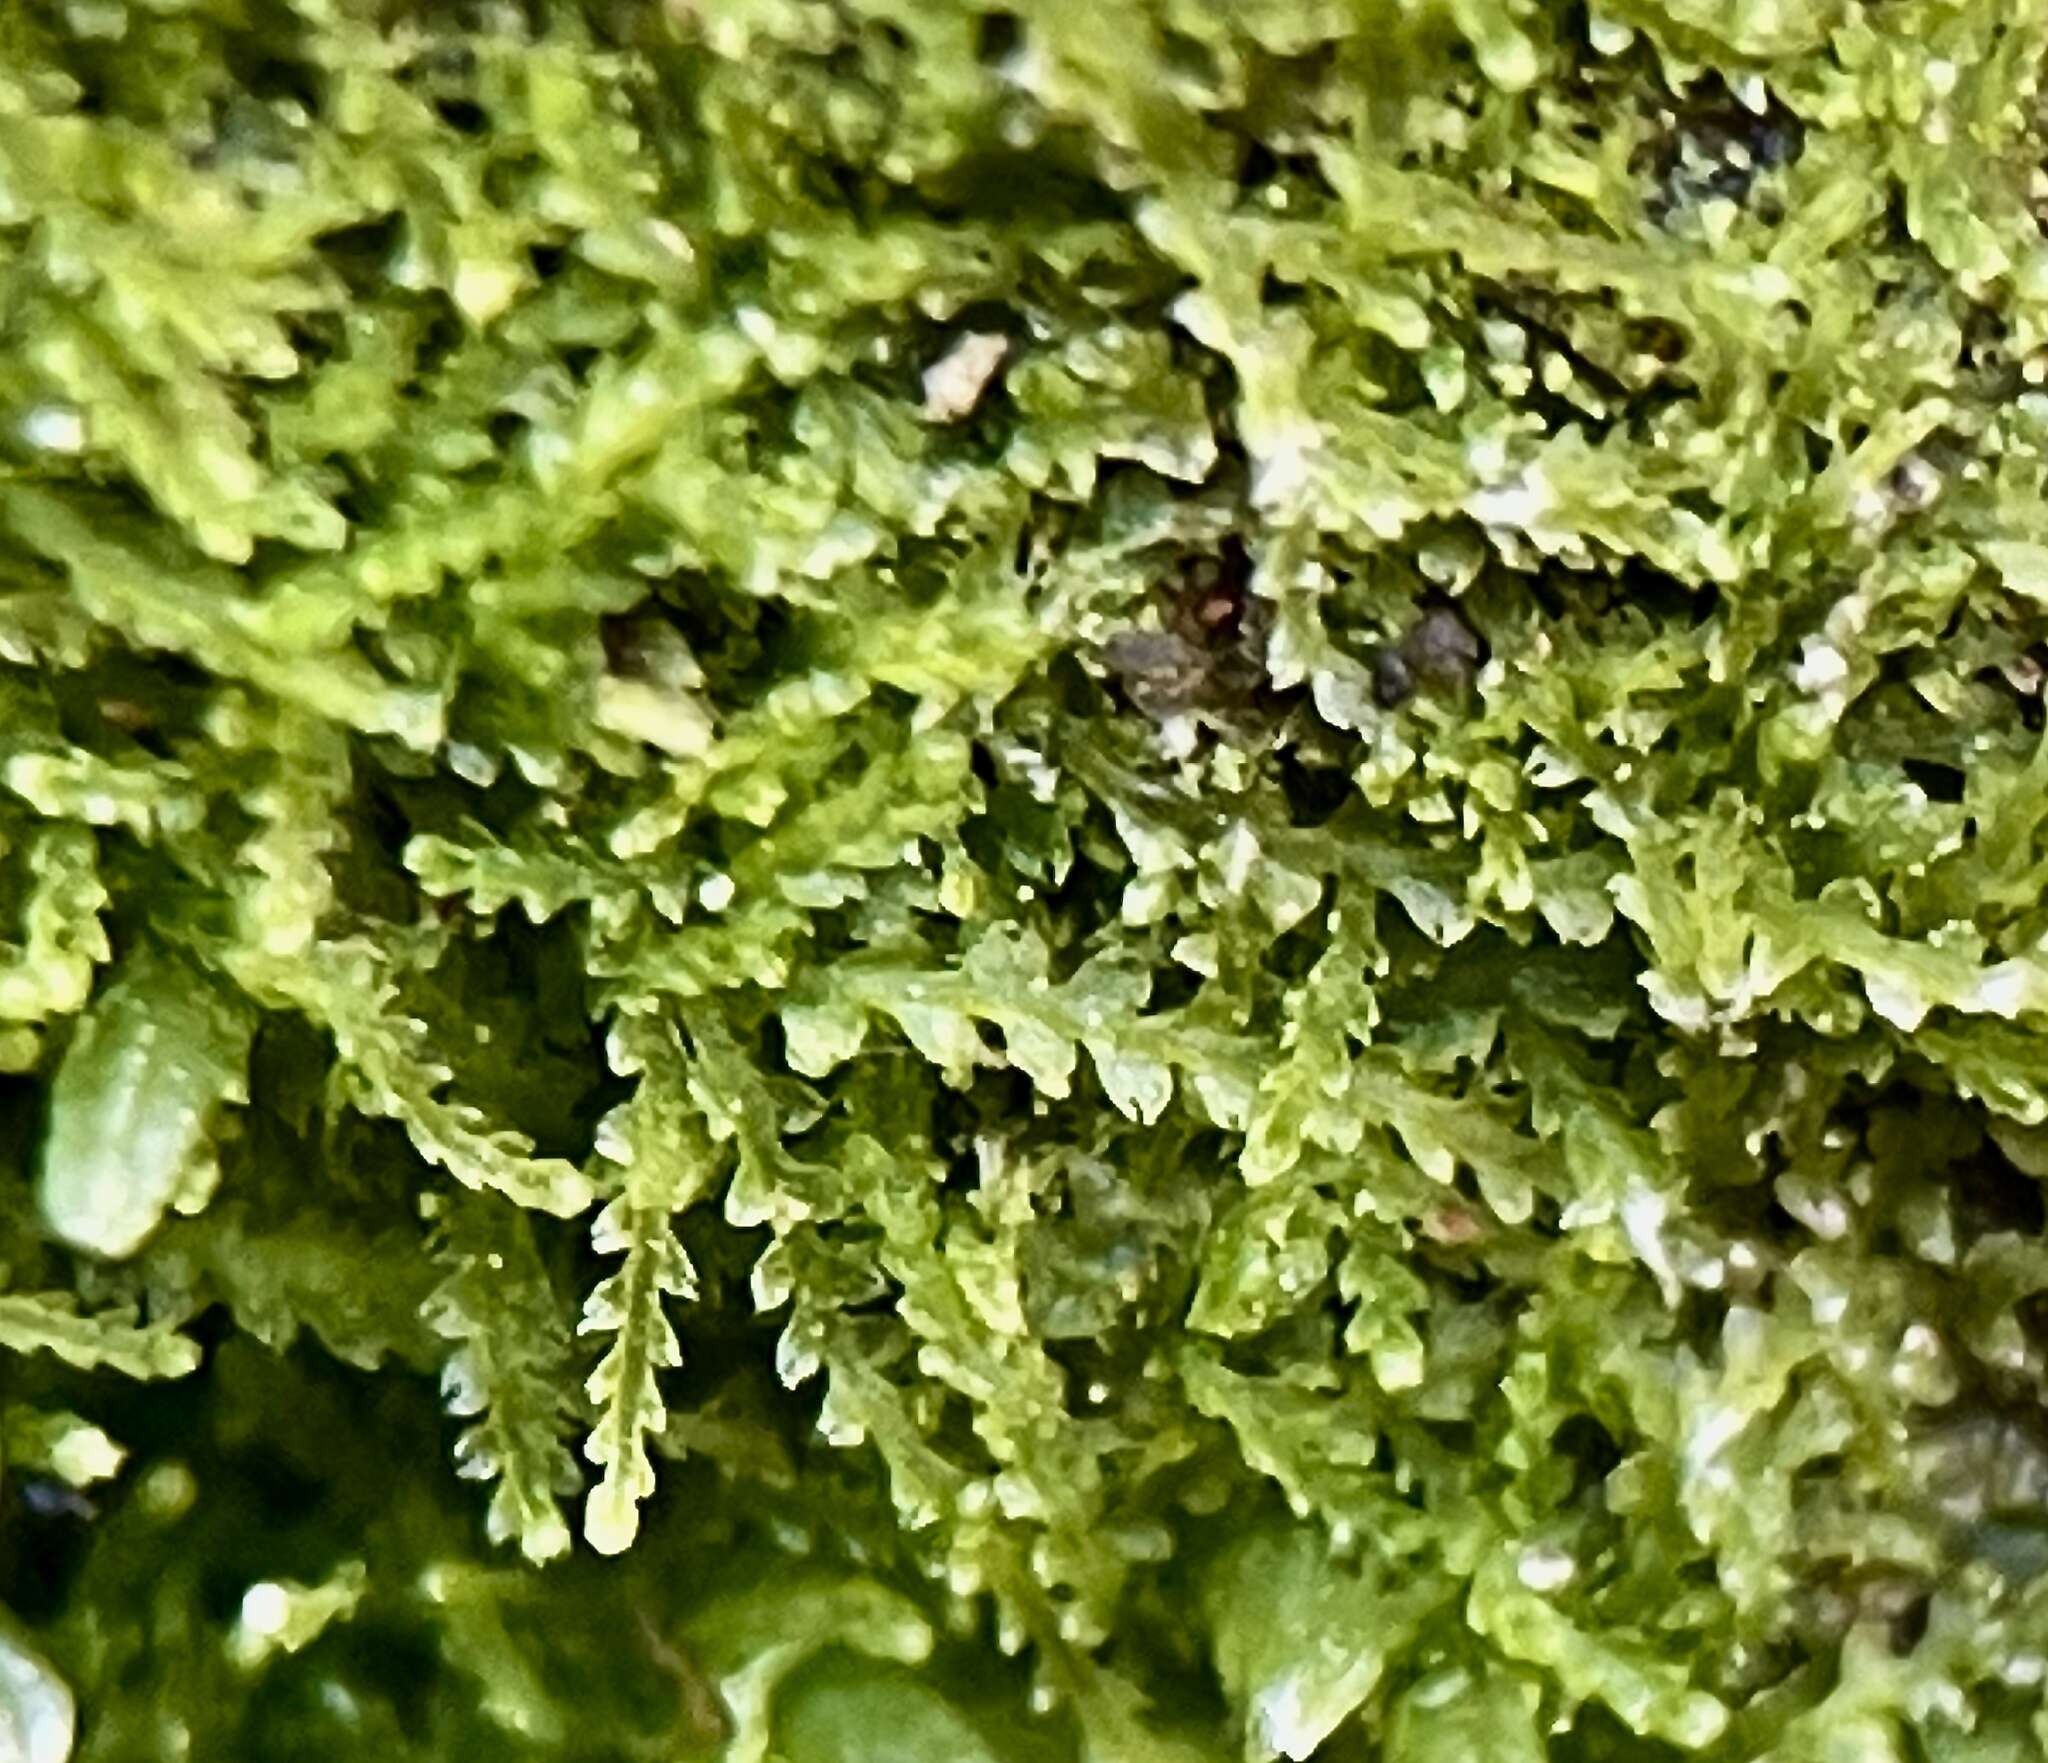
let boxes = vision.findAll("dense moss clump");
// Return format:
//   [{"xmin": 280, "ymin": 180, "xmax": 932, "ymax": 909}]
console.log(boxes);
[{"xmin": 4, "ymin": 1, "xmax": 2048, "ymax": 1758}]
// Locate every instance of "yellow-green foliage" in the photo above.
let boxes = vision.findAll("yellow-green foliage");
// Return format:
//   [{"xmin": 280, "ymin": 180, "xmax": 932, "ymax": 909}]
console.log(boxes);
[{"xmin": 5, "ymin": 2, "xmax": 2048, "ymax": 1760}]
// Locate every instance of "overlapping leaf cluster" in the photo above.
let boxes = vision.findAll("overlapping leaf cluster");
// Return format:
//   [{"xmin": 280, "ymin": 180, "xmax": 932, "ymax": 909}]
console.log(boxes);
[{"xmin": 5, "ymin": 0, "xmax": 2048, "ymax": 1758}]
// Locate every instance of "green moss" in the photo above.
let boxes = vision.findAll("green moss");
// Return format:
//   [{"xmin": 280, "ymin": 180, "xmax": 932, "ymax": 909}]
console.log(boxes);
[{"xmin": 3, "ymin": 0, "xmax": 2048, "ymax": 1758}]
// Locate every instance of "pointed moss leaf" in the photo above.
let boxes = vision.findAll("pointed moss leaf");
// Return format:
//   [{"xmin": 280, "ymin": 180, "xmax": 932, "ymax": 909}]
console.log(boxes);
[
  {"xmin": 0, "ymin": 1293, "xmax": 200, "ymax": 1380},
  {"xmin": 1243, "ymin": 923, "xmax": 1376, "ymax": 1186},
  {"xmin": 1092, "ymin": 1046, "xmax": 1173, "ymax": 1124},
  {"xmin": 218, "ymin": 704, "xmax": 349, "ymax": 962},
  {"xmin": 1189, "ymin": 1190, "xmax": 1342, "ymax": 1339},
  {"xmin": 0, "ymin": 827, "xmax": 108, "ymax": 1027},
  {"xmin": 578, "ymin": 1011, "xmax": 717, "ymax": 1554},
  {"xmin": 227, "ymin": 1562, "xmax": 368, "ymax": 1671},
  {"xmin": 425, "ymin": 1194, "xmax": 582, "ymax": 1565},
  {"xmin": 3, "ymin": 750, "xmax": 204, "ymax": 841},
  {"xmin": 1469, "ymin": 1556, "xmax": 1729, "ymax": 1749},
  {"xmin": 780, "ymin": 997, "xmax": 870, "ymax": 1078},
  {"xmin": 266, "ymin": 940, "xmax": 595, "ymax": 1218},
  {"xmin": 689, "ymin": 1009, "xmax": 839, "ymax": 1229},
  {"xmin": 892, "ymin": 1000, "xmax": 991, "ymax": 1080},
  {"xmin": 403, "ymin": 831, "xmax": 633, "ymax": 927},
  {"xmin": 1338, "ymin": 1237, "xmax": 1430, "ymax": 1392}
]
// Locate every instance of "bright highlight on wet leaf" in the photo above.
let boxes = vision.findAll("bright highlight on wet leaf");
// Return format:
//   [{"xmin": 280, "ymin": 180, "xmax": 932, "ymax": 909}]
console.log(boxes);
[{"xmin": 2, "ymin": 2, "xmax": 2048, "ymax": 1762}]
